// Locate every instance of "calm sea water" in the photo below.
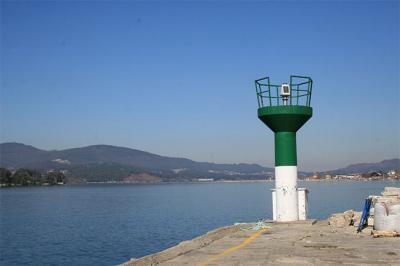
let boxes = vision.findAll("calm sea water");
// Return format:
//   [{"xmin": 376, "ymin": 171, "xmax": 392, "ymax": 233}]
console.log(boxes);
[{"xmin": 1, "ymin": 180, "xmax": 399, "ymax": 265}]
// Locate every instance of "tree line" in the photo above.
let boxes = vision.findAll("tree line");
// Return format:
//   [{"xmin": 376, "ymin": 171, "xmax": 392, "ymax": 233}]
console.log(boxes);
[{"xmin": 0, "ymin": 168, "xmax": 65, "ymax": 187}]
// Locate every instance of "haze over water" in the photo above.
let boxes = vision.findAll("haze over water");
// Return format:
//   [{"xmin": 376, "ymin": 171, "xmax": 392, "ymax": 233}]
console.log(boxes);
[{"xmin": 1, "ymin": 180, "xmax": 399, "ymax": 266}]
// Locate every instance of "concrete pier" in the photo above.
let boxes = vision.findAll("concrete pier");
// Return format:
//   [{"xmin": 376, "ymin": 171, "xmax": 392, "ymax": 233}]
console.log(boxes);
[{"xmin": 121, "ymin": 219, "xmax": 400, "ymax": 265}]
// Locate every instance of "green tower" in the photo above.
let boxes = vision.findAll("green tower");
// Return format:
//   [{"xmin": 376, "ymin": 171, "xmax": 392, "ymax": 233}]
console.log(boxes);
[{"xmin": 255, "ymin": 75, "xmax": 313, "ymax": 221}]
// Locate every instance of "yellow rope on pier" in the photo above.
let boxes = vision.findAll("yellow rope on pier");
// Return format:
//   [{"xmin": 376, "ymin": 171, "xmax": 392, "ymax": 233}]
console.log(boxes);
[{"xmin": 197, "ymin": 228, "xmax": 268, "ymax": 266}]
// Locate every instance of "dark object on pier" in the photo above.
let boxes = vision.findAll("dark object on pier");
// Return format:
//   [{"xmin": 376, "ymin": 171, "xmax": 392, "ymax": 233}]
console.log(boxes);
[{"xmin": 357, "ymin": 198, "xmax": 372, "ymax": 233}]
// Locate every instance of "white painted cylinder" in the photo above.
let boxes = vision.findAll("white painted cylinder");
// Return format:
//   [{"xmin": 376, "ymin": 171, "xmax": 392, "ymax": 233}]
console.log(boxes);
[{"xmin": 275, "ymin": 166, "xmax": 298, "ymax": 221}]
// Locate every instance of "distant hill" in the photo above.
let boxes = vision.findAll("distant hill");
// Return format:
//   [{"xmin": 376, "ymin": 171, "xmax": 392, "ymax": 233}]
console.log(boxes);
[
  {"xmin": 0, "ymin": 143, "xmax": 274, "ymax": 183},
  {"xmin": 1, "ymin": 143, "xmax": 398, "ymax": 183},
  {"xmin": 324, "ymin": 159, "xmax": 400, "ymax": 175},
  {"xmin": 0, "ymin": 143, "xmax": 49, "ymax": 167}
]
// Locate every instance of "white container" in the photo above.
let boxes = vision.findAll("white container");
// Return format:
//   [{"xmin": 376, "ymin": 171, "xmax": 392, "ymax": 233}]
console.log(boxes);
[{"xmin": 374, "ymin": 202, "xmax": 400, "ymax": 231}]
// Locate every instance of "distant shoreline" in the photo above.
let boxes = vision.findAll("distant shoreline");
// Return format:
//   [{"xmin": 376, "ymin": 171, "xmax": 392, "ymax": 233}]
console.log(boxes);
[
  {"xmin": 82, "ymin": 178, "xmax": 399, "ymax": 185},
  {"xmin": 2, "ymin": 178, "xmax": 399, "ymax": 188}
]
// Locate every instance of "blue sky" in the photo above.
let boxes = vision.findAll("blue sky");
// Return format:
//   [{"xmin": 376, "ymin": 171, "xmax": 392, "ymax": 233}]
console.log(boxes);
[{"xmin": 1, "ymin": 1, "xmax": 399, "ymax": 171}]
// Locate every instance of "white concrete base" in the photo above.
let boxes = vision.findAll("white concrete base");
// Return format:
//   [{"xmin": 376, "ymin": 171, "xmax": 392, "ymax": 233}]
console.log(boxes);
[
  {"xmin": 271, "ymin": 188, "xmax": 309, "ymax": 221},
  {"xmin": 272, "ymin": 188, "xmax": 276, "ymax": 221},
  {"xmin": 272, "ymin": 166, "xmax": 310, "ymax": 222},
  {"xmin": 297, "ymin": 188, "xmax": 309, "ymax": 220}
]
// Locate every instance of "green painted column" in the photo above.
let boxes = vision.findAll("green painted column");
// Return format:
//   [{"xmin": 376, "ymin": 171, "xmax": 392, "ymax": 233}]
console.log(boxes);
[{"xmin": 275, "ymin": 132, "xmax": 297, "ymax": 166}]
